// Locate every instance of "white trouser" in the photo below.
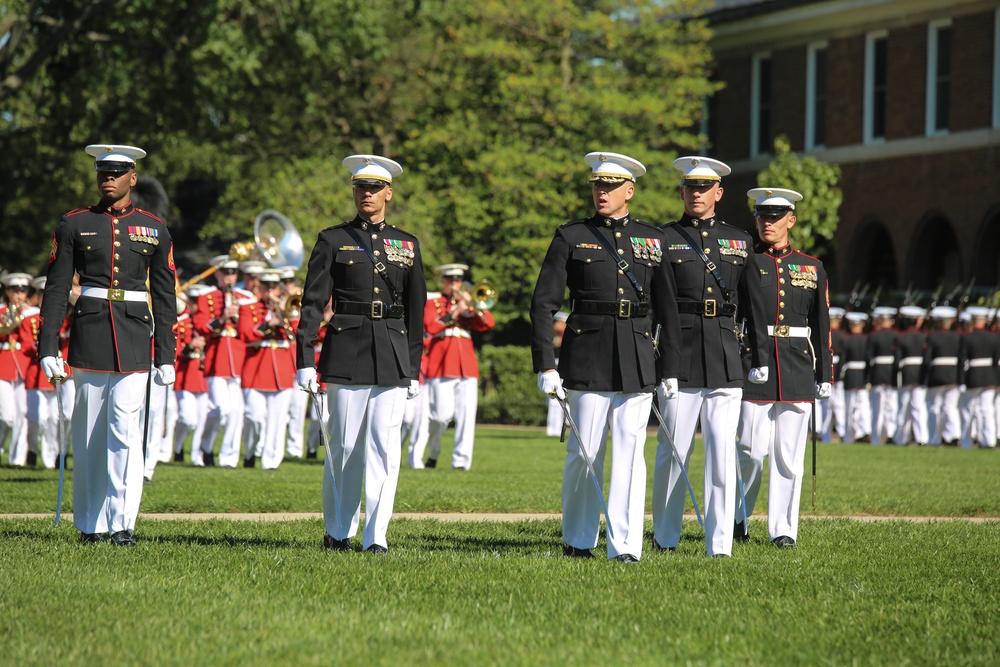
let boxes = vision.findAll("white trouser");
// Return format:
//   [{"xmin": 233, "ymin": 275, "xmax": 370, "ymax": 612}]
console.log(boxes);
[
  {"xmin": 869, "ymin": 385, "xmax": 898, "ymax": 445},
  {"xmin": 546, "ymin": 395, "xmax": 566, "ymax": 437},
  {"xmin": 425, "ymin": 376, "xmax": 479, "ymax": 470},
  {"xmin": 652, "ymin": 386, "xmax": 742, "ymax": 556},
  {"xmin": 72, "ymin": 369, "xmax": 148, "ymax": 534},
  {"xmin": 0, "ymin": 378, "xmax": 28, "ymax": 465},
  {"xmin": 561, "ymin": 390, "xmax": 650, "ymax": 560},
  {"xmin": 830, "ymin": 381, "xmax": 846, "ymax": 440},
  {"xmin": 27, "ymin": 389, "xmax": 59, "ymax": 468},
  {"xmin": 286, "ymin": 384, "xmax": 309, "ymax": 457},
  {"xmin": 201, "ymin": 375, "xmax": 244, "ymax": 466},
  {"xmin": 736, "ymin": 401, "xmax": 813, "ymax": 542},
  {"xmin": 402, "ymin": 387, "xmax": 430, "ymax": 468},
  {"xmin": 143, "ymin": 376, "xmax": 170, "ymax": 480},
  {"xmin": 844, "ymin": 388, "xmax": 871, "ymax": 443},
  {"xmin": 927, "ymin": 386, "xmax": 961, "ymax": 445},
  {"xmin": 244, "ymin": 388, "xmax": 293, "ymax": 469},
  {"xmin": 160, "ymin": 385, "xmax": 178, "ymax": 462},
  {"xmin": 960, "ymin": 387, "xmax": 996, "ymax": 449},
  {"xmin": 174, "ymin": 390, "xmax": 208, "ymax": 462},
  {"xmin": 323, "ymin": 384, "xmax": 406, "ymax": 550},
  {"xmin": 894, "ymin": 386, "xmax": 929, "ymax": 445}
]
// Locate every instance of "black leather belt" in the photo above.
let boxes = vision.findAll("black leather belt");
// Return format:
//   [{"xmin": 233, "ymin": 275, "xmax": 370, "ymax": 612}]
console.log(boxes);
[
  {"xmin": 335, "ymin": 300, "xmax": 404, "ymax": 319},
  {"xmin": 573, "ymin": 300, "xmax": 650, "ymax": 319},
  {"xmin": 677, "ymin": 300, "xmax": 736, "ymax": 317}
]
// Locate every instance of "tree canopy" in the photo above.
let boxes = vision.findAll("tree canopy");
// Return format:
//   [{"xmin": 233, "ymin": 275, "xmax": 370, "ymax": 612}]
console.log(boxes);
[{"xmin": 2, "ymin": 0, "xmax": 719, "ymax": 337}]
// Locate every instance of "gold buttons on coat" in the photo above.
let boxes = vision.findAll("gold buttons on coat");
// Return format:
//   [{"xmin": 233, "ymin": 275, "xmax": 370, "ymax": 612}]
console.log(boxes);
[
  {"xmin": 704, "ymin": 248, "xmax": 711, "ymax": 254},
  {"xmin": 617, "ymin": 248, "xmax": 624, "ymax": 255},
  {"xmin": 113, "ymin": 267, "xmax": 119, "ymax": 273},
  {"xmin": 778, "ymin": 314, "xmax": 785, "ymax": 321},
  {"xmin": 702, "ymin": 231, "xmax": 708, "ymax": 237},
  {"xmin": 114, "ymin": 253, "xmax": 120, "ymax": 260},
  {"xmin": 615, "ymin": 232, "xmax": 621, "ymax": 238},
  {"xmin": 374, "ymin": 250, "xmax": 380, "ymax": 256},
  {"xmin": 617, "ymin": 288, "xmax": 624, "ymax": 295},
  {"xmin": 779, "ymin": 302, "xmax": 785, "ymax": 308},
  {"xmin": 779, "ymin": 290, "xmax": 785, "ymax": 296},
  {"xmin": 113, "ymin": 280, "xmax": 119, "ymax": 286},
  {"xmin": 707, "ymin": 287, "xmax": 713, "ymax": 293},
  {"xmin": 114, "ymin": 229, "xmax": 120, "ymax": 235},
  {"xmin": 780, "ymin": 278, "xmax": 785, "ymax": 284},
  {"xmin": 86, "ymin": 245, "xmax": 92, "ymax": 250}
]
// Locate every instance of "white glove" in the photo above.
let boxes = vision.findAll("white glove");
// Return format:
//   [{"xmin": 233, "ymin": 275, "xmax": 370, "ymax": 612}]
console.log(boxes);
[
  {"xmin": 748, "ymin": 366, "xmax": 769, "ymax": 384},
  {"xmin": 153, "ymin": 364, "xmax": 175, "ymax": 386},
  {"xmin": 537, "ymin": 370, "xmax": 565, "ymax": 400},
  {"xmin": 40, "ymin": 356, "xmax": 65, "ymax": 381},
  {"xmin": 658, "ymin": 378, "xmax": 678, "ymax": 400},
  {"xmin": 407, "ymin": 379, "xmax": 420, "ymax": 399},
  {"xmin": 815, "ymin": 382, "xmax": 832, "ymax": 399},
  {"xmin": 959, "ymin": 385, "xmax": 967, "ymax": 393},
  {"xmin": 296, "ymin": 367, "xmax": 319, "ymax": 393}
]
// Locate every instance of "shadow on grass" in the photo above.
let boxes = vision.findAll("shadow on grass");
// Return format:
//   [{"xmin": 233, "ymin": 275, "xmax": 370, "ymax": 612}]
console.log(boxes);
[
  {"xmin": 3, "ymin": 476, "xmax": 55, "ymax": 483},
  {"xmin": 143, "ymin": 533, "xmax": 301, "ymax": 549}
]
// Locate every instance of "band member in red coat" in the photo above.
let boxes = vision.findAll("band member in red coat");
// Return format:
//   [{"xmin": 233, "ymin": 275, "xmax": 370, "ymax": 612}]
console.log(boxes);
[
  {"xmin": 172, "ymin": 288, "xmax": 210, "ymax": 464},
  {"xmin": 240, "ymin": 271, "xmax": 298, "ymax": 469},
  {"xmin": 0, "ymin": 272, "xmax": 34, "ymax": 466},
  {"xmin": 194, "ymin": 256, "xmax": 255, "ymax": 466},
  {"xmin": 422, "ymin": 264, "xmax": 496, "ymax": 470}
]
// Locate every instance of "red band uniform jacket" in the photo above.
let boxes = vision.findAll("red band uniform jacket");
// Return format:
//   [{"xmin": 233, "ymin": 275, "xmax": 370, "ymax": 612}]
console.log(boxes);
[
  {"xmin": 530, "ymin": 215, "xmax": 680, "ymax": 393},
  {"xmin": 239, "ymin": 299, "xmax": 297, "ymax": 391},
  {"xmin": 174, "ymin": 312, "xmax": 208, "ymax": 393},
  {"xmin": 194, "ymin": 287, "xmax": 253, "ymax": 378},
  {"xmin": 424, "ymin": 296, "xmax": 496, "ymax": 380},
  {"xmin": 0, "ymin": 303, "xmax": 32, "ymax": 382},
  {"xmin": 38, "ymin": 203, "xmax": 177, "ymax": 371},
  {"xmin": 296, "ymin": 217, "xmax": 426, "ymax": 387},
  {"xmin": 742, "ymin": 245, "xmax": 832, "ymax": 402},
  {"xmin": 660, "ymin": 215, "xmax": 769, "ymax": 388}
]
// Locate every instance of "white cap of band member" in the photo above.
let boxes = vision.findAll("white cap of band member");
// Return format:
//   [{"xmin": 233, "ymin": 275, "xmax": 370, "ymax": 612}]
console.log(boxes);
[
  {"xmin": 584, "ymin": 152, "xmax": 646, "ymax": 183},
  {"xmin": 210, "ymin": 254, "xmax": 239, "ymax": 270},
  {"xmin": 239, "ymin": 260, "xmax": 267, "ymax": 276},
  {"xmin": 845, "ymin": 311, "xmax": 869, "ymax": 323},
  {"xmin": 554, "ymin": 311, "xmax": 569, "ymax": 323},
  {"xmin": 829, "ymin": 306, "xmax": 846, "ymax": 319},
  {"xmin": 2, "ymin": 272, "xmax": 32, "ymax": 288},
  {"xmin": 748, "ymin": 187, "xmax": 803, "ymax": 215},
  {"xmin": 31, "ymin": 276, "xmax": 47, "ymax": 291},
  {"xmin": 966, "ymin": 306, "xmax": 990, "ymax": 319},
  {"xmin": 343, "ymin": 154, "xmax": 403, "ymax": 185},
  {"xmin": 85, "ymin": 144, "xmax": 146, "ymax": 172},
  {"xmin": 434, "ymin": 263, "xmax": 469, "ymax": 278},
  {"xmin": 673, "ymin": 156, "xmax": 731, "ymax": 186},
  {"xmin": 898, "ymin": 305, "xmax": 926, "ymax": 318},
  {"xmin": 259, "ymin": 271, "xmax": 281, "ymax": 284},
  {"xmin": 929, "ymin": 306, "xmax": 958, "ymax": 319},
  {"xmin": 279, "ymin": 266, "xmax": 297, "ymax": 281},
  {"xmin": 872, "ymin": 306, "xmax": 898, "ymax": 319}
]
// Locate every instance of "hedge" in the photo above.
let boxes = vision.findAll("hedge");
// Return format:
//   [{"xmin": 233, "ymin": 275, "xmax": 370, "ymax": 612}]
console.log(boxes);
[{"xmin": 477, "ymin": 345, "xmax": 546, "ymax": 425}]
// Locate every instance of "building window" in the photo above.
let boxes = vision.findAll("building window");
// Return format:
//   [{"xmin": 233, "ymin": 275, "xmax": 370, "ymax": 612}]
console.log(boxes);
[
  {"xmin": 864, "ymin": 31, "xmax": 887, "ymax": 143},
  {"xmin": 994, "ymin": 11, "xmax": 1000, "ymax": 128},
  {"xmin": 751, "ymin": 53, "xmax": 772, "ymax": 156},
  {"xmin": 927, "ymin": 19, "xmax": 952, "ymax": 136},
  {"xmin": 806, "ymin": 42, "xmax": 828, "ymax": 150},
  {"xmin": 701, "ymin": 92, "xmax": 719, "ymax": 152}
]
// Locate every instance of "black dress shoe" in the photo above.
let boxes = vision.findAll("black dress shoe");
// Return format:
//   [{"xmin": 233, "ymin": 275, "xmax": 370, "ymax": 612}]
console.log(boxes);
[
  {"xmin": 173, "ymin": 451, "xmax": 184, "ymax": 463},
  {"xmin": 305, "ymin": 450, "xmax": 317, "ymax": 460},
  {"xmin": 614, "ymin": 554, "xmax": 639, "ymax": 564},
  {"xmin": 26, "ymin": 451, "xmax": 37, "ymax": 466},
  {"xmin": 143, "ymin": 476, "xmax": 152, "ymax": 485},
  {"xmin": 734, "ymin": 521, "xmax": 750, "ymax": 542},
  {"xmin": 243, "ymin": 455, "xmax": 256, "ymax": 469},
  {"xmin": 365, "ymin": 544, "xmax": 388, "ymax": 555},
  {"xmin": 79, "ymin": 532, "xmax": 104, "ymax": 544},
  {"xmin": 562, "ymin": 543, "xmax": 594, "ymax": 558},
  {"xmin": 652, "ymin": 538, "xmax": 676, "ymax": 552},
  {"xmin": 323, "ymin": 534, "xmax": 351, "ymax": 551},
  {"xmin": 110, "ymin": 530, "xmax": 136, "ymax": 547},
  {"xmin": 424, "ymin": 458, "xmax": 437, "ymax": 468},
  {"xmin": 202, "ymin": 452, "xmax": 215, "ymax": 467},
  {"xmin": 772, "ymin": 535, "xmax": 796, "ymax": 548}
]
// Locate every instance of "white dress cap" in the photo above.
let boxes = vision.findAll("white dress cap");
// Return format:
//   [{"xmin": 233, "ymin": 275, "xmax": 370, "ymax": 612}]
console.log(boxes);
[
  {"xmin": 2, "ymin": 272, "xmax": 33, "ymax": 288},
  {"xmin": 965, "ymin": 306, "xmax": 990, "ymax": 319},
  {"xmin": 343, "ymin": 154, "xmax": 403, "ymax": 185},
  {"xmin": 845, "ymin": 311, "xmax": 869, "ymax": 323},
  {"xmin": 748, "ymin": 187, "xmax": 803, "ymax": 211},
  {"xmin": 211, "ymin": 255, "xmax": 240, "ymax": 270},
  {"xmin": 434, "ymin": 263, "xmax": 469, "ymax": 277},
  {"xmin": 239, "ymin": 260, "xmax": 267, "ymax": 275},
  {"xmin": 279, "ymin": 267, "xmax": 297, "ymax": 280},
  {"xmin": 872, "ymin": 306, "xmax": 898, "ymax": 319},
  {"xmin": 85, "ymin": 144, "xmax": 146, "ymax": 171},
  {"xmin": 584, "ymin": 152, "xmax": 646, "ymax": 183},
  {"xmin": 259, "ymin": 271, "xmax": 281, "ymax": 284},
  {"xmin": 898, "ymin": 305, "xmax": 926, "ymax": 318},
  {"xmin": 929, "ymin": 306, "xmax": 958, "ymax": 319},
  {"xmin": 828, "ymin": 307, "xmax": 846, "ymax": 318},
  {"xmin": 31, "ymin": 276, "xmax": 47, "ymax": 291},
  {"xmin": 673, "ymin": 156, "xmax": 731, "ymax": 184}
]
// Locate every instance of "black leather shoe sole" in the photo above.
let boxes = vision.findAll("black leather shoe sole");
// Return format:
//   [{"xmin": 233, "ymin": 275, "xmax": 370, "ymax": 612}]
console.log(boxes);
[
  {"xmin": 772, "ymin": 536, "xmax": 796, "ymax": 548},
  {"xmin": 173, "ymin": 452, "xmax": 184, "ymax": 463},
  {"xmin": 652, "ymin": 538, "xmax": 676, "ymax": 552},
  {"xmin": 614, "ymin": 554, "xmax": 639, "ymax": 564},
  {"xmin": 243, "ymin": 456, "xmax": 256, "ymax": 469},
  {"xmin": 110, "ymin": 530, "xmax": 136, "ymax": 547},
  {"xmin": 79, "ymin": 532, "xmax": 104, "ymax": 544},
  {"xmin": 202, "ymin": 453, "xmax": 215, "ymax": 467},
  {"xmin": 365, "ymin": 544, "xmax": 388, "ymax": 555},
  {"xmin": 424, "ymin": 458, "xmax": 437, "ymax": 468},
  {"xmin": 323, "ymin": 534, "xmax": 351, "ymax": 551},
  {"xmin": 562, "ymin": 544, "xmax": 594, "ymax": 558},
  {"xmin": 734, "ymin": 521, "xmax": 750, "ymax": 542},
  {"xmin": 305, "ymin": 450, "xmax": 317, "ymax": 460}
]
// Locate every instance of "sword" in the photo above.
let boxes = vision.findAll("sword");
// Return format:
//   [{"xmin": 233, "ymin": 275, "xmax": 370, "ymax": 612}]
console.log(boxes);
[
  {"xmin": 649, "ymin": 400, "xmax": 704, "ymax": 529},
  {"xmin": 308, "ymin": 388, "xmax": 342, "ymax": 538},
  {"xmin": 548, "ymin": 391, "xmax": 614, "ymax": 541},
  {"xmin": 52, "ymin": 373, "xmax": 68, "ymax": 527}
]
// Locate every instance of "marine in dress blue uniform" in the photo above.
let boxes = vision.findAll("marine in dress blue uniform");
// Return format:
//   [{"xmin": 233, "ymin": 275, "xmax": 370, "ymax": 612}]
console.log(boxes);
[
  {"xmin": 734, "ymin": 188, "xmax": 832, "ymax": 548},
  {"xmin": 924, "ymin": 306, "xmax": 962, "ymax": 445},
  {"xmin": 958, "ymin": 306, "xmax": 999, "ymax": 448},
  {"xmin": 295, "ymin": 155, "xmax": 426, "ymax": 554},
  {"xmin": 530, "ymin": 152, "xmax": 680, "ymax": 562},
  {"xmin": 38, "ymin": 144, "xmax": 177, "ymax": 545},
  {"xmin": 651, "ymin": 157, "xmax": 770, "ymax": 557},
  {"xmin": 893, "ymin": 306, "xmax": 929, "ymax": 445},
  {"xmin": 867, "ymin": 307, "xmax": 899, "ymax": 445}
]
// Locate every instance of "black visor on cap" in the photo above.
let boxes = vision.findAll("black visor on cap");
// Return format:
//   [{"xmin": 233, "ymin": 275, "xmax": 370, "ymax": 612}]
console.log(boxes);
[
  {"xmin": 754, "ymin": 205, "xmax": 792, "ymax": 217},
  {"xmin": 353, "ymin": 178, "xmax": 388, "ymax": 188},
  {"xmin": 681, "ymin": 178, "xmax": 718, "ymax": 187},
  {"xmin": 95, "ymin": 161, "xmax": 134, "ymax": 173}
]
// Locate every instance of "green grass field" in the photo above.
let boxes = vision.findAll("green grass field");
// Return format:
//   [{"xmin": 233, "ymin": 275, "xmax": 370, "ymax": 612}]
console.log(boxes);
[{"xmin": 2, "ymin": 426, "xmax": 999, "ymax": 666}]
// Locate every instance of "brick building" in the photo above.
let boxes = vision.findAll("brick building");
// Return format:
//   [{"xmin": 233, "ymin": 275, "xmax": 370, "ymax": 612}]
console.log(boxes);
[{"xmin": 704, "ymin": 0, "xmax": 1000, "ymax": 298}]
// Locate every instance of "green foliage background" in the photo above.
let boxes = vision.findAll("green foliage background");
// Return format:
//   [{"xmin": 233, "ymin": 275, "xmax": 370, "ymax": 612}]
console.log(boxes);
[{"xmin": 1, "ymin": 0, "xmax": 719, "ymax": 335}]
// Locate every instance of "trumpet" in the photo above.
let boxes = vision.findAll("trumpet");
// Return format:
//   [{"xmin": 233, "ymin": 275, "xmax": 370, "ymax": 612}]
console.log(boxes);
[{"xmin": 461, "ymin": 280, "xmax": 497, "ymax": 311}]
